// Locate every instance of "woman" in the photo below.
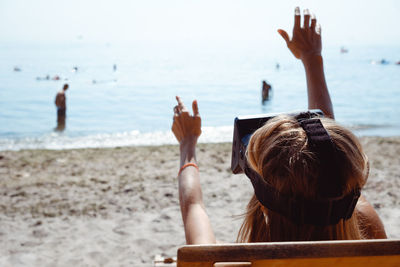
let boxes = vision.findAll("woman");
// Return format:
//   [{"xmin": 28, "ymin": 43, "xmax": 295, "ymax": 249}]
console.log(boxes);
[{"xmin": 171, "ymin": 7, "xmax": 386, "ymax": 245}]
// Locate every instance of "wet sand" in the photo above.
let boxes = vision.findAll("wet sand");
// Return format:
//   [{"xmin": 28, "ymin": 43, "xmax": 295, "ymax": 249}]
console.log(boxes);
[{"xmin": 0, "ymin": 137, "xmax": 399, "ymax": 266}]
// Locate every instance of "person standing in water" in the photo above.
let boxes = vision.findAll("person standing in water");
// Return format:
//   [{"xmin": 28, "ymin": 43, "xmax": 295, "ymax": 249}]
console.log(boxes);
[
  {"xmin": 54, "ymin": 83, "xmax": 69, "ymax": 131},
  {"xmin": 262, "ymin": 80, "xmax": 272, "ymax": 103}
]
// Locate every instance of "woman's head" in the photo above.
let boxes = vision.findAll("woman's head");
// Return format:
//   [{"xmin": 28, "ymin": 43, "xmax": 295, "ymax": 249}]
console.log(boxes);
[{"xmin": 238, "ymin": 115, "xmax": 368, "ymax": 242}]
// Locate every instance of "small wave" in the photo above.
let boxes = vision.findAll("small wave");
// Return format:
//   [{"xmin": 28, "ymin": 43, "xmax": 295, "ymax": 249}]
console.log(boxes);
[
  {"xmin": 0, "ymin": 126, "xmax": 234, "ymax": 151},
  {"xmin": 1, "ymin": 122, "xmax": 398, "ymax": 151},
  {"xmin": 347, "ymin": 123, "xmax": 390, "ymax": 131},
  {"xmin": 352, "ymin": 125, "xmax": 400, "ymax": 137},
  {"xmin": 344, "ymin": 123, "xmax": 400, "ymax": 137}
]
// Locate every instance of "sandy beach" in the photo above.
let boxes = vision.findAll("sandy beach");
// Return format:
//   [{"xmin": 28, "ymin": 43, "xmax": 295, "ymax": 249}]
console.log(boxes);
[{"xmin": 0, "ymin": 137, "xmax": 399, "ymax": 266}]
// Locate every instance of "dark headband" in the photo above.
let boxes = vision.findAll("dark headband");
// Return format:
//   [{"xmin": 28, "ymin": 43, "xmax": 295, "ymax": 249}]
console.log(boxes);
[{"xmin": 244, "ymin": 113, "xmax": 360, "ymax": 226}]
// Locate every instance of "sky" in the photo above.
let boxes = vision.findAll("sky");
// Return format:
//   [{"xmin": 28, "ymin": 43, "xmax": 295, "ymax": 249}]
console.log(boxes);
[{"xmin": 0, "ymin": 0, "xmax": 399, "ymax": 47}]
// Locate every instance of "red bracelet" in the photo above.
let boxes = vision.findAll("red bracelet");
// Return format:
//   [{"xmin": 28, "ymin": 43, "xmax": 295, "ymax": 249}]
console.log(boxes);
[{"xmin": 178, "ymin": 163, "xmax": 199, "ymax": 175}]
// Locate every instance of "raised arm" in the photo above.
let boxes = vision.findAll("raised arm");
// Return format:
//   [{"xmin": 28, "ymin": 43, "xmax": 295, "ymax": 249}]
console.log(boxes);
[
  {"xmin": 171, "ymin": 96, "xmax": 216, "ymax": 244},
  {"xmin": 278, "ymin": 7, "xmax": 334, "ymax": 119}
]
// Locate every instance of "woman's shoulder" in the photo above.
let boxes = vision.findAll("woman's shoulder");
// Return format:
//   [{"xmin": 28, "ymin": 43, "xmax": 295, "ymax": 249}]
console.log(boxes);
[{"xmin": 356, "ymin": 195, "xmax": 387, "ymax": 239}]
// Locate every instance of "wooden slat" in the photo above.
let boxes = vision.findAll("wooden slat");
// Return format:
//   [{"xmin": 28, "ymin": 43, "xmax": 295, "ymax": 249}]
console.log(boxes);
[
  {"xmin": 177, "ymin": 239, "xmax": 400, "ymax": 267},
  {"xmin": 214, "ymin": 263, "xmax": 251, "ymax": 267},
  {"xmin": 252, "ymin": 255, "xmax": 400, "ymax": 267}
]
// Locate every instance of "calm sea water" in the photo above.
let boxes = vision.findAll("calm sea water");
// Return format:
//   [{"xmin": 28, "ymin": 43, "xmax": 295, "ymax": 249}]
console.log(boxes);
[{"xmin": 0, "ymin": 42, "xmax": 399, "ymax": 150}]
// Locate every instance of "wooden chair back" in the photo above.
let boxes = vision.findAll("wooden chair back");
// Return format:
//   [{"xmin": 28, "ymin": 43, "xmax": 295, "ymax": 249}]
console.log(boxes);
[{"xmin": 177, "ymin": 239, "xmax": 400, "ymax": 267}]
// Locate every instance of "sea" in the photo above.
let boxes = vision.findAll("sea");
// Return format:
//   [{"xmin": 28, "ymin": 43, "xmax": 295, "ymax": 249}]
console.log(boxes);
[{"xmin": 0, "ymin": 41, "xmax": 399, "ymax": 151}]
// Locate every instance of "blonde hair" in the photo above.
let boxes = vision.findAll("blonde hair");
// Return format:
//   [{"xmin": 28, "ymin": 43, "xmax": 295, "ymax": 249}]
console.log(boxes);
[{"xmin": 237, "ymin": 115, "xmax": 368, "ymax": 242}]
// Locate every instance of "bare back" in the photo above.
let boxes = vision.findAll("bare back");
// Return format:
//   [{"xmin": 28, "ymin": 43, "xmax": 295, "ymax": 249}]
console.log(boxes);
[{"xmin": 55, "ymin": 91, "xmax": 66, "ymax": 109}]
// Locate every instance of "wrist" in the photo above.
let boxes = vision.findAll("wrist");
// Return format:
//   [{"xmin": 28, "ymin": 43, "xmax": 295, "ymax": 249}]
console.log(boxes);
[
  {"xmin": 179, "ymin": 136, "xmax": 198, "ymax": 151},
  {"xmin": 301, "ymin": 54, "xmax": 323, "ymax": 68},
  {"xmin": 178, "ymin": 162, "xmax": 199, "ymax": 175},
  {"xmin": 179, "ymin": 136, "xmax": 198, "ymax": 166}
]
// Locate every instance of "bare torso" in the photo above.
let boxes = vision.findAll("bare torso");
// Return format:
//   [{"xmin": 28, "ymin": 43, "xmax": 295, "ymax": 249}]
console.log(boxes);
[{"xmin": 55, "ymin": 91, "xmax": 66, "ymax": 109}]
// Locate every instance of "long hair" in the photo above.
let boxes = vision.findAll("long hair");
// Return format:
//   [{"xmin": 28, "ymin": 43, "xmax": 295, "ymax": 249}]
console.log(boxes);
[{"xmin": 237, "ymin": 115, "xmax": 368, "ymax": 242}]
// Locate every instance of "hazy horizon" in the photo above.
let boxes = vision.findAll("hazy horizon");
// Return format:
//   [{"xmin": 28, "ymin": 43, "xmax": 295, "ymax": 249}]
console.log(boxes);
[{"xmin": 1, "ymin": 0, "xmax": 399, "ymax": 47}]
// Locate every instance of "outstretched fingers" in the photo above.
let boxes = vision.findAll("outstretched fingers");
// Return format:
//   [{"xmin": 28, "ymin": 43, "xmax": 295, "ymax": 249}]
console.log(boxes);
[
  {"xmin": 176, "ymin": 95, "xmax": 189, "ymax": 113},
  {"xmin": 303, "ymin": 8, "xmax": 310, "ymax": 29},
  {"xmin": 279, "ymin": 7, "xmax": 322, "ymax": 61},
  {"xmin": 175, "ymin": 96, "xmax": 200, "ymax": 118},
  {"xmin": 176, "ymin": 95, "xmax": 184, "ymax": 109},
  {"xmin": 294, "ymin": 7, "xmax": 300, "ymax": 29},
  {"xmin": 310, "ymin": 13, "xmax": 317, "ymax": 32},
  {"xmin": 192, "ymin": 100, "xmax": 200, "ymax": 117},
  {"xmin": 278, "ymin": 29, "xmax": 290, "ymax": 44}
]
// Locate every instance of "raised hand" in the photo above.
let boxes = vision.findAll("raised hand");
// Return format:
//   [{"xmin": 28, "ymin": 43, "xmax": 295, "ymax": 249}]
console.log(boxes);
[
  {"xmin": 172, "ymin": 96, "xmax": 201, "ymax": 144},
  {"xmin": 278, "ymin": 7, "xmax": 322, "ymax": 61},
  {"xmin": 172, "ymin": 96, "xmax": 216, "ymax": 244}
]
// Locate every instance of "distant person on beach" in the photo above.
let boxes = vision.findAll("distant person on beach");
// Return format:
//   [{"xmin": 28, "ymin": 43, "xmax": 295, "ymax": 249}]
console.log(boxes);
[
  {"xmin": 54, "ymin": 83, "xmax": 69, "ymax": 131},
  {"xmin": 262, "ymin": 80, "xmax": 272, "ymax": 103},
  {"xmin": 171, "ymin": 7, "xmax": 386, "ymax": 245}
]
